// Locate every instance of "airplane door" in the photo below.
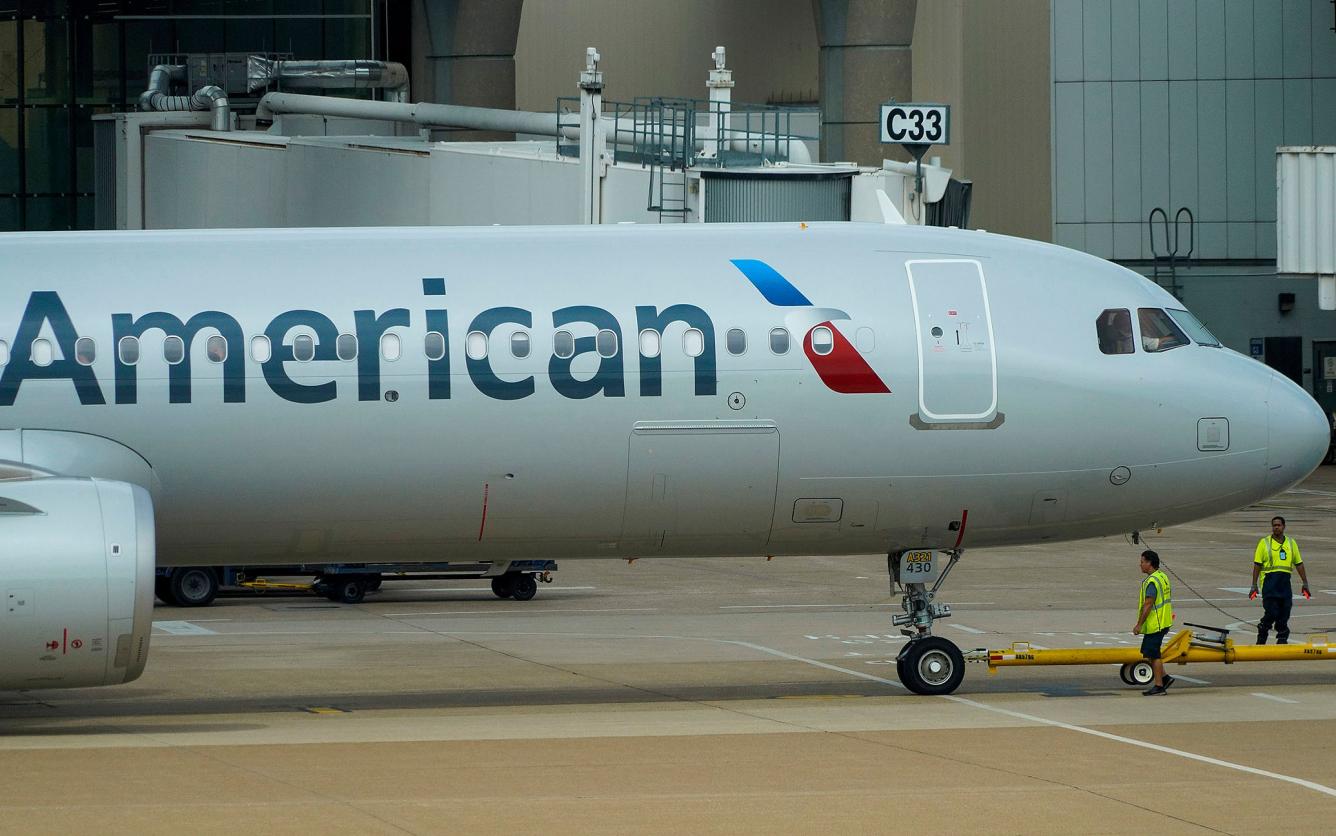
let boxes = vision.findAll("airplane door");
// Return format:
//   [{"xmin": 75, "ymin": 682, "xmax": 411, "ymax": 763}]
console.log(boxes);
[
  {"xmin": 622, "ymin": 422, "xmax": 779, "ymax": 554},
  {"xmin": 906, "ymin": 259, "xmax": 999, "ymax": 425}
]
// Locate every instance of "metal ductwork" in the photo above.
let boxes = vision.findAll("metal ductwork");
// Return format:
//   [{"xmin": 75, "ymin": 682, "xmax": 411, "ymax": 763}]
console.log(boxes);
[
  {"xmin": 247, "ymin": 58, "xmax": 410, "ymax": 102},
  {"xmin": 254, "ymin": 92, "xmax": 813, "ymax": 165},
  {"xmin": 137, "ymin": 65, "xmax": 231, "ymax": 132}
]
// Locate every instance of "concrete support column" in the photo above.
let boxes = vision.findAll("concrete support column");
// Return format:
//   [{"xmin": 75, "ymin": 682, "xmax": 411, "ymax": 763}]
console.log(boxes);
[
  {"xmin": 812, "ymin": 0, "xmax": 916, "ymax": 164},
  {"xmin": 412, "ymin": 0, "xmax": 525, "ymax": 140}
]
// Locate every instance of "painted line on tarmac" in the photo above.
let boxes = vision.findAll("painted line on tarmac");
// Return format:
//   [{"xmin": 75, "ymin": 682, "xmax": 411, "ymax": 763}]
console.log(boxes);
[
  {"xmin": 721, "ymin": 604, "xmax": 861, "ymax": 609},
  {"xmin": 382, "ymin": 607, "xmax": 658, "ymax": 617},
  {"xmin": 1251, "ymin": 692, "xmax": 1299, "ymax": 704},
  {"xmin": 730, "ymin": 641, "xmax": 1336, "ymax": 800},
  {"xmin": 152, "ymin": 621, "xmax": 218, "ymax": 636},
  {"xmin": 397, "ymin": 586, "xmax": 598, "ymax": 594},
  {"xmin": 947, "ymin": 624, "xmax": 987, "ymax": 634},
  {"xmin": 1172, "ymin": 674, "xmax": 1211, "ymax": 685}
]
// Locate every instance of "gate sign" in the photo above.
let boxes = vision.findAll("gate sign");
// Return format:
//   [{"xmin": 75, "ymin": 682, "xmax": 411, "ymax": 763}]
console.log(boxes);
[{"xmin": 880, "ymin": 103, "xmax": 950, "ymax": 146}]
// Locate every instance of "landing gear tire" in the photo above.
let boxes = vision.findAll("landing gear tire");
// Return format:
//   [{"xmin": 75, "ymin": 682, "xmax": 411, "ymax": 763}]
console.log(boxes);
[
  {"xmin": 324, "ymin": 576, "xmax": 367, "ymax": 604},
  {"xmin": 510, "ymin": 574, "xmax": 538, "ymax": 602},
  {"xmin": 491, "ymin": 576, "xmax": 515, "ymax": 599},
  {"xmin": 1119, "ymin": 661, "xmax": 1154, "ymax": 687},
  {"xmin": 896, "ymin": 636, "xmax": 965, "ymax": 695},
  {"xmin": 169, "ymin": 567, "xmax": 219, "ymax": 608}
]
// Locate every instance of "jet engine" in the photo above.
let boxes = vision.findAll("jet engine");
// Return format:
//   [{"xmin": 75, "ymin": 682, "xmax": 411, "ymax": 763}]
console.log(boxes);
[{"xmin": 0, "ymin": 478, "xmax": 154, "ymax": 690}]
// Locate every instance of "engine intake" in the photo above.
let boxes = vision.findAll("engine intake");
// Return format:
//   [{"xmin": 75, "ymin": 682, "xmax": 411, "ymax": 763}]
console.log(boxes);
[{"xmin": 0, "ymin": 478, "xmax": 154, "ymax": 690}]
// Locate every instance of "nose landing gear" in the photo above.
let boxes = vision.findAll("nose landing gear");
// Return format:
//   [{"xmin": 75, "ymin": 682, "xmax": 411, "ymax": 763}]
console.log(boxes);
[{"xmin": 889, "ymin": 549, "xmax": 966, "ymax": 695}]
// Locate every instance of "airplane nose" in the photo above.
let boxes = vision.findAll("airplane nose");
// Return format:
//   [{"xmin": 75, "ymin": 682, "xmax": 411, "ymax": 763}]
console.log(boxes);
[{"xmin": 1266, "ymin": 374, "xmax": 1331, "ymax": 494}]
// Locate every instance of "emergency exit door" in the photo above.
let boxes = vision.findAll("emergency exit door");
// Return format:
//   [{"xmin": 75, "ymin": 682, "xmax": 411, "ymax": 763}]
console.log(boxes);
[{"xmin": 907, "ymin": 259, "xmax": 998, "ymax": 424}]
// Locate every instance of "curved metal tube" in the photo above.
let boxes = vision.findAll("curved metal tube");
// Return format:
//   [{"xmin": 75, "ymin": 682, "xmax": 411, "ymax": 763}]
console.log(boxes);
[
  {"xmin": 137, "ymin": 65, "xmax": 231, "ymax": 131},
  {"xmin": 248, "ymin": 58, "xmax": 410, "ymax": 102}
]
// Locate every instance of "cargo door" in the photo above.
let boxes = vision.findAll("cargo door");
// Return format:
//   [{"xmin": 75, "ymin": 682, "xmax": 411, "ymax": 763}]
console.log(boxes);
[
  {"xmin": 907, "ymin": 259, "xmax": 998, "ymax": 424},
  {"xmin": 622, "ymin": 422, "xmax": 779, "ymax": 555}
]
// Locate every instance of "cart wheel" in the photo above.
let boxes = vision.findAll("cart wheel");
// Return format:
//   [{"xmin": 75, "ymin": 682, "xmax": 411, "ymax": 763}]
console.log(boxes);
[
  {"xmin": 329, "ymin": 577, "xmax": 366, "ymax": 604},
  {"xmin": 510, "ymin": 574, "xmax": 538, "ymax": 601},
  {"xmin": 1120, "ymin": 661, "xmax": 1154, "ymax": 686},
  {"xmin": 490, "ymin": 576, "xmax": 515, "ymax": 599},
  {"xmin": 169, "ymin": 567, "xmax": 219, "ymax": 608}
]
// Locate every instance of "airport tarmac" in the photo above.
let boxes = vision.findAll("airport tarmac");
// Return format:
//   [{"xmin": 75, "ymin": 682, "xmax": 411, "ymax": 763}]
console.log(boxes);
[{"xmin": 4, "ymin": 473, "xmax": 1336, "ymax": 834}]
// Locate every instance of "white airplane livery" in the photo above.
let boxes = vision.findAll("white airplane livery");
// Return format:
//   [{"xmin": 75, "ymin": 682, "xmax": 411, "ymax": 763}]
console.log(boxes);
[{"xmin": 0, "ymin": 222, "xmax": 1327, "ymax": 694}]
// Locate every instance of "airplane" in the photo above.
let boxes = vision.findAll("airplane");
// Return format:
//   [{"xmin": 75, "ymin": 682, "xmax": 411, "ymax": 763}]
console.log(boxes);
[{"xmin": 0, "ymin": 221, "xmax": 1327, "ymax": 695}]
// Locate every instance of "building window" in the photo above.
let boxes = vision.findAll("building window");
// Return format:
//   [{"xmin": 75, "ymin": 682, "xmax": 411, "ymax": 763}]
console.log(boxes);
[
  {"xmin": 206, "ymin": 335, "xmax": 227, "ymax": 363},
  {"xmin": 251, "ymin": 335, "xmax": 271, "ymax": 363},
  {"xmin": 293, "ymin": 334, "xmax": 315, "ymax": 362},
  {"xmin": 554, "ymin": 330, "xmax": 575, "ymax": 359},
  {"xmin": 74, "ymin": 337, "xmax": 96, "ymax": 365},
  {"xmin": 336, "ymin": 333, "xmax": 358, "ymax": 361},
  {"xmin": 596, "ymin": 329, "xmax": 618, "ymax": 358},
  {"xmin": 769, "ymin": 327, "xmax": 790, "ymax": 355},
  {"xmin": 726, "ymin": 328, "xmax": 746, "ymax": 355},
  {"xmin": 424, "ymin": 331, "xmax": 446, "ymax": 361},
  {"xmin": 119, "ymin": 336, "xmax": 141, "ymax": 365}
]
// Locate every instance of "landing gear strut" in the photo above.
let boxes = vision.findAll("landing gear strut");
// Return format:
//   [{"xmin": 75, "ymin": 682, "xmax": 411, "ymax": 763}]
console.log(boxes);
[{"xmin": 889, "ymin": 549, "xmax": 966, "ymax": 695}]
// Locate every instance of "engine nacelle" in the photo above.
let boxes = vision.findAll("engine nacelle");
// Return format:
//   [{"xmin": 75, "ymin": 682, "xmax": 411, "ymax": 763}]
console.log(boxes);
[{"xmin": 0, "ymin": 478, "xmax": 154, "ymax": 690}]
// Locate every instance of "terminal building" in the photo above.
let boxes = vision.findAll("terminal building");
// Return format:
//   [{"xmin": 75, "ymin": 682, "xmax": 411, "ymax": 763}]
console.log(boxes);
[{"xmin": 4, "ymin": 1, "xmax": 1336, "ymax": 422}]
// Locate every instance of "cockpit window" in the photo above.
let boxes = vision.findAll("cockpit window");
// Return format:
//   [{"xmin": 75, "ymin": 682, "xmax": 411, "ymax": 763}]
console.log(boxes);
[
  {"xmin": 1138, "ymin": 308, "xmax": 1190, "ymax": 353},
  {"xmin": 1167, "ymin": 309, "xmax": 1221, "ymax": 347},
  {"xmin": 1096, "ymin": 309, "xmax": 1134, "ymax": 355}
]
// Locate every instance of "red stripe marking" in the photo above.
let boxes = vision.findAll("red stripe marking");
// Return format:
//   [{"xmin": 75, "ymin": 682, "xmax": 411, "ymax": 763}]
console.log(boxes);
[
  {"xmin": 953, "ymin": 509, "xmax": 969, "ymax": 550},
  {"xmin": 802, "ymin": 322, "xmax": 890, "ymax": 394},
  {"xmin": 477, "ymin": 483, "xmax": 490, "ymax": 541}
]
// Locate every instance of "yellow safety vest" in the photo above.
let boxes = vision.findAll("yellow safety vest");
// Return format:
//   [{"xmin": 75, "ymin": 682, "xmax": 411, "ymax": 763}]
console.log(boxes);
[
  {"xmin": 1138, "ymin": 570, "xmax": 1173, "ymax": 633},
  {"xmin": 1254, "ymin": 536, "xmax": 1302, "ymax": 577}
]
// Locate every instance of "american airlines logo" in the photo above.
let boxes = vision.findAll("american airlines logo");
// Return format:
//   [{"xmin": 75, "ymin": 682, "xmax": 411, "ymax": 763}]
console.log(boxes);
[{"xmin": 0, "ymin": 261, "xmax": 888, "ymax": 406}]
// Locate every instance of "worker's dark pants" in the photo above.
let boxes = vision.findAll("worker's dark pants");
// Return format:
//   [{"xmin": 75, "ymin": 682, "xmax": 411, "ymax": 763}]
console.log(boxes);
[{"xmin": 1257, "ymin": 574, "xmax": 1294, "ymax": 644}]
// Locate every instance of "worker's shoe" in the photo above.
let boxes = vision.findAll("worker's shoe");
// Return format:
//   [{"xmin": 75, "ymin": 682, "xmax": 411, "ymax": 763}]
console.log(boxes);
[
  {"xmin": 1162, "ymin": 675, "xmax": 1176, "ymax": 690},
  {"xmin": 1142, "ymin": 684, "xmax": 1168, "ymax": 696}
]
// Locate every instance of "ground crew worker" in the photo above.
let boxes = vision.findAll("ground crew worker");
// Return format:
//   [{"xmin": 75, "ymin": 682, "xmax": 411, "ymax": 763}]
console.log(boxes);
[
  {"xmin": 1251, "ymin": 516, "xmax": 1312, "ymax": 645},
  {"xmin": 1134, "ymin": 550, "xmax": 1175, "ymax": 696}
]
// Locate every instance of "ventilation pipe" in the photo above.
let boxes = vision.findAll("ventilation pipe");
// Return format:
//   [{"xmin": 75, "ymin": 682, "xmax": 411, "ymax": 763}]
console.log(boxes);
[
  {"xmin": 247, "ymin": 58, "xmax": 410, "ymax": 102},
  {"xmin": 137, "ymin": 65, "xmax": 231, "ymax": 131}
]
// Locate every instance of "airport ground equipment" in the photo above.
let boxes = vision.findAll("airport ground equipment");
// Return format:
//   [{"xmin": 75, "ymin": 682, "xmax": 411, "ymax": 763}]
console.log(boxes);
[
  {"xmin": 966, "ymin": 624, "xmax": 1335, "ymax": 686},
  {"xmin": 155, "ymin": 560, "xmax": 556, "ymax": 606}
]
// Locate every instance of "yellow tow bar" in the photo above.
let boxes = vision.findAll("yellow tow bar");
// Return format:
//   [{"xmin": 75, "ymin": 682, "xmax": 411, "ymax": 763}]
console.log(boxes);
[
  {"xmin": 238, "ymin": 578, "xmax": 316, "ymax": 593},
  {"xmin": 966, "ymin": 624, "xmax": 1334, "ymax": 686}
]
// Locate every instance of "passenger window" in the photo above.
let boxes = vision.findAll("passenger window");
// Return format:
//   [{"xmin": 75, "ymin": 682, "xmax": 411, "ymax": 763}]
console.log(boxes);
[
  {"xmin": 336, "ymin": 333, "xmax": 358, "ymax": 361},
  {"xmin": 163, "ymin": 335, "xmax": 185, "ymax": 365},
  {"xmin": 206, "ymin": 335, "xmax": 227, "ymax": 363},
  {"xmin": 466, "ymin": 331, "xmax": 488, "ymax": 360},
  {"xmin": 1096, "ymin": 309, "xmax": 1134, "ymax": 355},
  {"xmin": 855, "ymin": 327, "xmax": 875, "ymax": 354},
  {"xmin": 1138, "ymin": 308, "xmax": 1189, "ymax": 353},
  {"xmin": 683, "ymin": 328, "xmax": 704, "ymax": 358},
  {"xmin": 726, "ymin": 328, "xmax": 746, "ymax": 355},
  {"xmin": 596, "ymin": 329, "xmax": 618, "ymax": 358},
  {"xmin": 769, "ymin": 327, "xmax": 790, "ymax": 355},
  {"xmin": 511, "ymin": 331, "xmax": 531, "ymax": 358},
  {"xmin": 292, "ymin": 334, "xmax": 315, "ymax": 362},
  {"xmin": 554, "ymin": 330, "xmax": 575, "ymax": 359},
  {"xmin": 0, "ymin": 339, "xmax": 8, "ymax": 365},
  {"xmin": 119, "ymin": 336, "xmax": 141, "ymax": 365},
  {"xmin": 250, "ymin": 335, "xmax": 271, "ymax": 363},
  {"xmin": 381, "ymin": 333, "xmax": 402, "ymax": 361},
  {"xmin": 424, "ymin": 331, "xmax": 446, "ymax": 361},
  {"xmin": 811, "ymin": 326, "xmax": 834, "ymax": 356},
  {"xmin": 638, "ymin": 329, "xmax": 661, "ymax": 358},
  {"xmin": 31, "ymin": 338, "xmax": 53, "ymax": 367},
  {"xmin": 74, "ymin": 337, "xmax": 96, "ymax": 366}
]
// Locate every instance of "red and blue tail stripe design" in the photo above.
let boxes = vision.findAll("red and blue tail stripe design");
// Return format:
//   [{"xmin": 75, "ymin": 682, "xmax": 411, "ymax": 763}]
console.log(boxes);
[{"xmin": 730, "ymin": 259, "xmax": 890, "ymax": 395}]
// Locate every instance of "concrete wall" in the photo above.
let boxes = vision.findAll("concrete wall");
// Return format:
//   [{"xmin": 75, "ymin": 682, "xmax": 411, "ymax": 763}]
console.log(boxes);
[
  {"xmin": 514, "ymin": 0, "xmax": 819, "ymax": 110},
  {"xmin": 913, "ymin": 1, "xmax": 1052, "ymax": 242},
  {"xmin": 1053, "ymin": 0, "xmax": 1336, "ymax": 261}
]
